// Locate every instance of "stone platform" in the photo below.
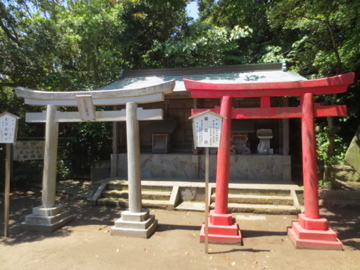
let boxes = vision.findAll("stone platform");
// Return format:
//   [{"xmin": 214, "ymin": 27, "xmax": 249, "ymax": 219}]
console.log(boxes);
[
  {"xmin": 21, "ymin": 205, "xmax": 74, "ymax": 232},
  {"xmin": 111, "ymin": 209, "xmax": 157, "ymax": 238}
]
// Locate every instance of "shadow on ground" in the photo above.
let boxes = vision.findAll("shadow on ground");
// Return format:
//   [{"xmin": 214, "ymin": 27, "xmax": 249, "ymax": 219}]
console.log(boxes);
[
  {"xmin": 0, "ymin": 184, "xmax": 121, "ymax": 246},
  {"xmin": 1, "ymin": 183, "xmax": 359, "ymax": 252},
  {"xmin": 321, "ymin": 207, "xmax": 360, "ymax": 250}
]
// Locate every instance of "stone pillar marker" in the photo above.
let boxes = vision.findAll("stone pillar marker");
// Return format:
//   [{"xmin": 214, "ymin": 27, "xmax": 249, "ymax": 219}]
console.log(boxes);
[
  {"xmin": 21, "ymin": 105, "xmax": 74, "ymax": 232},
  {"xmin": 111, "ymin": 102, "xmax": 158, "ymax": 238}
]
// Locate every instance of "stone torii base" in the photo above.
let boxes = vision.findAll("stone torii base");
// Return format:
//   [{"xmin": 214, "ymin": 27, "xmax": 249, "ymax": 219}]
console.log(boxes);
[
  {"xmin": 21, "ymin": 205, "xmax": 74, "ymax": 232},
  {"xmin": 111, "ymin": 209, "xmax": 157, "ymax": 238}
]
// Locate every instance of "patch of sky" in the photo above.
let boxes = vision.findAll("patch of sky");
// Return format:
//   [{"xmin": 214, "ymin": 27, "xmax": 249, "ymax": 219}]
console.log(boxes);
[{"xmin": 186, "ymin": 1, "xmax": 199, "ymax": 20}]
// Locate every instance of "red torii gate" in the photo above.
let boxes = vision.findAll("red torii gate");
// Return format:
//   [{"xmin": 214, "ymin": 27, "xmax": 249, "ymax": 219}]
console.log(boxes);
[{"xmin": 184, "ymin": 72, "xmax": 355, "ymax": 249}]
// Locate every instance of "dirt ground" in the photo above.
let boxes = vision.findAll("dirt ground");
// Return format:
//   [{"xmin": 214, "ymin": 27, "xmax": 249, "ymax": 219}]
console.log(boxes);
[{"xmin": 0, "ymin": 184, "xmax": 359, "ymax": 270}]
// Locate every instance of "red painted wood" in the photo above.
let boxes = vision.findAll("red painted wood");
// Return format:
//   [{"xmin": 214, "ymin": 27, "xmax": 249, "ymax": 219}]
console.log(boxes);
[
  {"xmin": 184, "ymin": 72, "xmax": 355, "ymax": 98},
  {"xmin": 186, "ymin": 72, "xmax": 354, "ymax": 248},
  {"xmin": 301, "ymin": 93, "xmax": 320, "ymax": 219},
  {"xmin": 261, "ymin": 96, "xmax": 271, "ymax": 108},
  {"xmin": 214, "ymin": 96, "xmax": 232, "ymax": 215},
  {"xmin": 192, "ymin": 104, "xmax": 347, "ymax": 119}
]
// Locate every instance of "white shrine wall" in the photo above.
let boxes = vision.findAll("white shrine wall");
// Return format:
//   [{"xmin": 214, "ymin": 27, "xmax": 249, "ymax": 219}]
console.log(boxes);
[{"xmin": 112, "ymin": 153, "xmax": 291, "ymax": 183}]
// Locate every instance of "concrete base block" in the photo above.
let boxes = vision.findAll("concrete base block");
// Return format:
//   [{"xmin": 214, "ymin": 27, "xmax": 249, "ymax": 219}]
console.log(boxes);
[
  {"xmin": 120, "ymin": 209, "xmax": 150, "ymax": 222},
  {"xmin": 200, "ymin": 223, "xmax": 243, "ymax": 245},
  {"xmin": 288, "ymin": 215, "xmax": 343, "ymax": 250},
  {"xmin": 199, "ymin": 210, "xmax": 243, "ymax": 245},
  {"xmin": 111, "ymin": 209, "xmax": 157, "ymax": 238},
  {"xmin": 21, "ymin": 205, "xmax": 74, "ymax": 232}
]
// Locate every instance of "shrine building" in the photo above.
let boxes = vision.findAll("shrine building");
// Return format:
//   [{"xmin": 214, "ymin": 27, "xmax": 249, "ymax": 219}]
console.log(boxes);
[{"xmin": 104, "ymin": 63, "xmax": 304, "ymax": 183}]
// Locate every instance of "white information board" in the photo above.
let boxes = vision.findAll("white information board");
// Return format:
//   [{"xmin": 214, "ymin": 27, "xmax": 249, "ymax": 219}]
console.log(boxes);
[
  {"xmin": 189, "ymin": 110, "xmax": 225, "ymax": 148},
  {"xmin": 0, "ymin": 112, "xmax": 19, "ymax": 144},
  {"xmin": 13, "ymin": 141, "xmax": 45, "ymax": 160}
]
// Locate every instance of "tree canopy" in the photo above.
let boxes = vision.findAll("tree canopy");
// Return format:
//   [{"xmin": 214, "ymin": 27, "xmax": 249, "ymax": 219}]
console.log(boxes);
[{"xmin": 0, "ymin": 0, "xmax": 359, "ymax": 180}]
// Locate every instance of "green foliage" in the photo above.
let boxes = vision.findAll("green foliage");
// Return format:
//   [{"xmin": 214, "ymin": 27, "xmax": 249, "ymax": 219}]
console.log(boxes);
[
  {"xmin": 0, "ymin": 0, "xmax": 359, "ymax": 182},
  {"xmin": 118, "ymin": 0, "xmax": 190, "ymax": 69},
  {"xmin": 316, "ymin": 125, "xmax": 347, "ymax": 166},
  {"xmin": 318, "ymin": 179, "xmax": 332, "ymax": 189},
  {"xmin": 268, "ymin": 0, "xmax": 360, "ymax": 76},
  {"xmin": 149, "ymin": 23, "xmax": 252, "ymax": 67}
]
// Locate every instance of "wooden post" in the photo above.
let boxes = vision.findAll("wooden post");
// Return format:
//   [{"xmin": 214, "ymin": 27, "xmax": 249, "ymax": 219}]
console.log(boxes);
[
  {"xmin": 204, "ymin": 147, "xmax": 209, "ymax": 253},
  {"xmin": 4, "ymin": 144, "xmax": 11, "ymax": 237}
]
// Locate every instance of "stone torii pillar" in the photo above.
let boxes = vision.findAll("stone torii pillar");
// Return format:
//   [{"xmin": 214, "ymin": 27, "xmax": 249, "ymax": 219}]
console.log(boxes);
[
  {"xmin": 110, "ymin": 102, "xmax": 157, "ymax": 238},
  {"xmin": 15, "ymin": 81, "xmax": 175, "ymax": 233},
  {"xmin": 21, "ymin": 104, "xmax": 74, "ymax": 232}
]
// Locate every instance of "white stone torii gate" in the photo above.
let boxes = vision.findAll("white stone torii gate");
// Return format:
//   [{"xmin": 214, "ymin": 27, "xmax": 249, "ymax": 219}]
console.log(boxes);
[{"xmin": 15, "ymin": 81, "xmax": 175, "ymax": 235}]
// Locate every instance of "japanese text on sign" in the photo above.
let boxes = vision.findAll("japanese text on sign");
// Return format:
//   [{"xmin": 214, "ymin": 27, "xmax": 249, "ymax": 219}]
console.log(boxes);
[
  {"xmin": 13, "ymin": 141, "xmax": 45, "ymax": 160},
  {"xmin": 192, "ymin": 113, "xmax": 223, "ymax": 148},
  {"xmin": 0, "ymin": 114, "xmax": 17, "ymax": 143}
]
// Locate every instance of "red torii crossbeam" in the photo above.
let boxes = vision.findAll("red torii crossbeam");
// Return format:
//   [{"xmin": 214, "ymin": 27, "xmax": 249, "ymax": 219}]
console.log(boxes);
[{"xmin": 184, "ymin": 72, "xmax": 355, "ymax": 248}]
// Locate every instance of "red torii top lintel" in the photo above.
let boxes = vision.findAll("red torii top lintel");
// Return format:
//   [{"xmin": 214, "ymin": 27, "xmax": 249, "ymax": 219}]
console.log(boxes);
[
  {"xmin": 185, "ymin": 72, "xmax": 355, "ymax": 119},
  {"xmin": 184, "ymin": 72, "xmax": 355, "ymax": 99}
]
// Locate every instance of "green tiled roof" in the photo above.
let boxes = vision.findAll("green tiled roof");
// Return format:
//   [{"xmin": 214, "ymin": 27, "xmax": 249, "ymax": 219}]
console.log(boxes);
[{"xmin": 97, "ymin": 63, "xmax": 306, "ymax": 92}]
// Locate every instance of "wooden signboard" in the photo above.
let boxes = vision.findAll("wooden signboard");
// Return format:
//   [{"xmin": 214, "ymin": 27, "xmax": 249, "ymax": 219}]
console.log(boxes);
[
  {"xmin": 189, "ymin": 110, "xmax": 225, "ymax": 254},
  {"xmin": 0, "ymin": 112, "xmax": 20, "ymax": 238},
  {"xmin": 190, "ymin": 110, "xmax": 225, "ymax": 148},
  {"xmin": 0, "ymin": 112, "xmax": 19, "ymax": 144},
  {"xmin": 13, "ymin": 141, "xmax": 45, "ymax": 160}
]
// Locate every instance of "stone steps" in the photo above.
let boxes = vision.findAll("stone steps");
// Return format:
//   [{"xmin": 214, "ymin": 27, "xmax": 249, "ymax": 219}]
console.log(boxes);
[
  {"xmin": 211, "ymin": 186, "xmax": 300, "ymax": 214},
  {"xmin": 225, "ymin": 203, "xmax": 300, "ymax": 215},
  {"xmin": 226, "ymin": 194, "xmax": 294, "ymax": 206},
  {"xmin": 101, "ymin": 190, "xmax": 172, "ymax": 200},
  {"xmin": 228, "ymin": 188, "xmax": 290, "ymax": 196},
  {"xmin": 97, "ymin": 180, "xmax": 176, "ymax": 210},
  {"xmin": 93, "ymin": 178, "xmax": 303, "ymax": 215},
  {"xmin": 97, "ymin": 197, "xmax": 173, "ymax": 209}
]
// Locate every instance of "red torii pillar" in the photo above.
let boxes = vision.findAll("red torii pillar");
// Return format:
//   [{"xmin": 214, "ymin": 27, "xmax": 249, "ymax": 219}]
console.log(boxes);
[
  {"xmin": 184, "ymin": 72, "xmax": 355, "ymax": 249},
  {"xmin": 287, "ymin": 93, "xmax": 342, "ymax": 249}
]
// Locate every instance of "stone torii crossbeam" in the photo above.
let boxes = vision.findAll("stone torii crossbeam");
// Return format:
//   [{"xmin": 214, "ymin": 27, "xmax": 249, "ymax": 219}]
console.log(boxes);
[
  {"xmin": 184, "ymin": 72, "xmax": 355, "ymax": 249},
  {"xmin": 15, "ymin": 81, "xmax": 175, "ymax": 235}
]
